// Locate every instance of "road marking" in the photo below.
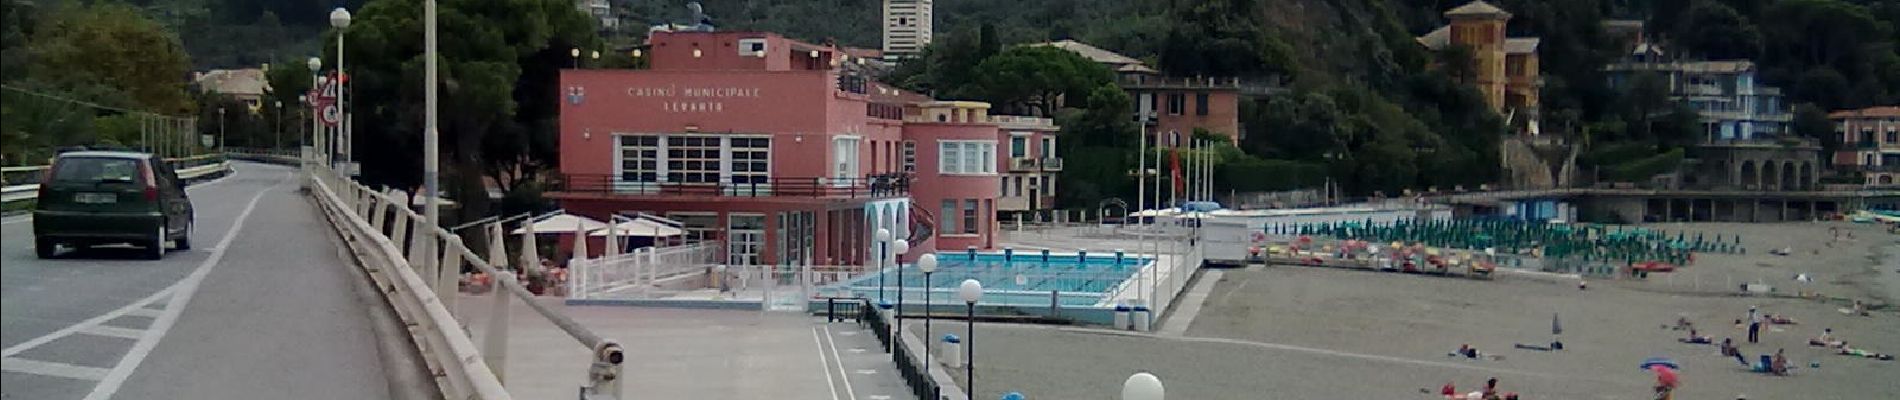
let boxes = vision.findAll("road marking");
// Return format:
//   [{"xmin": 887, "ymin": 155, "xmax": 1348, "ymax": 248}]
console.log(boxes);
[
  {"xmin": 123, "ymin": 308, "xmax": 162, "ymax": 319},
  {"xmin": 84, "ymin": 171, "xmax": 288, "ymax": 400},
  {"xmin": 78, "ymin": 326, "xmax": 144, "ymax": 340},
  {"xmin": 854, "ymin": 369, "xmax": 877, "ymax": 375},
  {"xmin": 0, "ymin": 286, "xmax": 174, "ymax": 358},
  {"xmin": 2, "ymin": 357, "xmax": 109, "ymax": 381},
  {"xmin": 821, "ymin": 325, "xmax": 858, "ymax": 400},
  {"xmin": 811, "ymin": 327, "xmax": 842, "ymax": 400}
]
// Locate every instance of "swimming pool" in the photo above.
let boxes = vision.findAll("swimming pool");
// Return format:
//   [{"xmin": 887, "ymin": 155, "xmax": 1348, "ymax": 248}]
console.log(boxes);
[{"xmin": 835, "ymin": 251, "xmax": 1150, "ymax": 307}]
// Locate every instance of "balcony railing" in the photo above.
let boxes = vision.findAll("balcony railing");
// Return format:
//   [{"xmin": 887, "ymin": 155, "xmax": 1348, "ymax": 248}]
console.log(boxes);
[
  {"xmin": 1009, "ymin": 157, "xmax": 1039, "ymax": 172},
  {"xmin": 1041, "ymin": 157, "xmax": 1064, "ymax": 171},
  {"xmin": 553, "ymin": 173, "xmax": 911, "ymax": 199}
]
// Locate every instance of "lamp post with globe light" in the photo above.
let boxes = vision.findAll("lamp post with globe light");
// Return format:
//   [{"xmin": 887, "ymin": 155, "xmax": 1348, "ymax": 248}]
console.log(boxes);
[
  {"xmin": 306, "ymin": 57, "xmax": 321, "ymax": 164},
  {"xmin": 958, "ymin": 279, "xmax": 983, "ymax": 396},
  {"xmin": 890, "ymin": 238, "xmax": 910, "ymax": 360},
  {"xmin": 329, "ymin": 7, "xmax": 351, "ymax": 171},
  {"xmin": 916, "ymin": 253, "xmax": 939, "ymax": 375},
  {"xmin": 874, "ymin": 228, "xmax": 891, "ymax": 306},
  {"xmin": 1123, "ymin": 372, "xmax": 1165, "ymax": 400}
]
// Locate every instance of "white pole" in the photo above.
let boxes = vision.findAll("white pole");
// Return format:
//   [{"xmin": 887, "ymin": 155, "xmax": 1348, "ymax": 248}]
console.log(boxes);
[
  {"xmin": 336, "ymin": 29, "xmax": 346, "ymax": 172},
  {"xmin": 1137, "ymin": 124, "xmax": 1146, "ymax": 225},
  {"xmin": 424, "ymin": 0, "xmax": 441, "ymax": 280}
]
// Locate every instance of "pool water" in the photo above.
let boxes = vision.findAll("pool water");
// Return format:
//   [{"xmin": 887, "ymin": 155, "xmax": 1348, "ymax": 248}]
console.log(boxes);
[{"xmin": 837, "ymin": 252, "xmax": 1150, "ymax": 306}]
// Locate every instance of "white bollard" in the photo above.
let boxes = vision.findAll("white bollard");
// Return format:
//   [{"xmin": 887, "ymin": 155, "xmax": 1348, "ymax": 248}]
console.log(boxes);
[
  {"xmin": 1132, "ymin": 301, "xmax": 1152, "ymax": 332},
  {"xmin": 942, "ymin": 334, "xmax": 963, "ymax": 369},
  {"xmin": 1114, "ymin": 300, "xmax": 1132, "ymax": 331}
]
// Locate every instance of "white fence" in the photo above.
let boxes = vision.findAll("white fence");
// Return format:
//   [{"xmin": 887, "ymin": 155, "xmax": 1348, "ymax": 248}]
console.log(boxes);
[
  {"xmin": 303, "ymin": 160, "xmax": 623, "ymax": 400},
  {"xmin": 571, "ymin": 242, "xmax": 723, "ymax": 299}
]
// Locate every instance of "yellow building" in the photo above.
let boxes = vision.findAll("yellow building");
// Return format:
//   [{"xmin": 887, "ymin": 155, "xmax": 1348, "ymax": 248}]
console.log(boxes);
[{"xmin": 1417, "ymin": 1, "xmax": 1540, "ymax": 122}]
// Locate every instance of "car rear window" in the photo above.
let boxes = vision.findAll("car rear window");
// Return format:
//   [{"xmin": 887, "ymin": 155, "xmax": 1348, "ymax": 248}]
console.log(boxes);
[{"xmin": 50, "ymin": 157, "xmax": 144, "ymax": 184}]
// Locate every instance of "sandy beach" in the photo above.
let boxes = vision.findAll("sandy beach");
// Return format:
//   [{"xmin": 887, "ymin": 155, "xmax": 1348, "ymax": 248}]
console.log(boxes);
[{"xmin": 937, "ymin": 221, "xmax": 1900, "ymax": 399}]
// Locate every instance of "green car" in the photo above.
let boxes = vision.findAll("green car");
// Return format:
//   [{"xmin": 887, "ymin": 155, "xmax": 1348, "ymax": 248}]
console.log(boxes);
[{"xmin": 33, "ymin": 151, "xmax": 195, "ymax": 260}]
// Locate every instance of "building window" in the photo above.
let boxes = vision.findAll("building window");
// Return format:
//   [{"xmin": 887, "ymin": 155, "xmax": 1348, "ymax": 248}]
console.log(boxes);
[
  {"xmin": 730, "ymin": 137, "xmax": 770, "ymax": 184},
  {"xmin": 963, "ymin": 199, "xmax": 979, "ymax": 234},
  {"xmin": 618, "ymin": 135, "xmax": 659, "ymax": 182},
  {"xmin": 665, "ymin": 136, "xmax": 720, "ymax": 184},
  {"xmin": 1887, "ymin": 130, "xmax": 1897, "ymax": 144},
  {"xmin": 938, "ymin": 140, "xmax": 996, "ymax": 174},
  {"xmin": 1010, "ymin": 135, "xmax": 1028, "ymax": 158},
  {"xmin": 1000, "ymin": 177, "xmax": 1010, "ymax": 197},
  {"xmin": 902, "ymin": 140, "xmax": 917, "ymax": 172},
  {"xmin": 1014, "ymin": 176, "xmax": 1024, "ymax": 197},
  {"xmin": 738, "ymin": 38, "xmax": 767, "ymax": 56},
  {"xmin": 833, "ymin": 137, "xmax": 861, "ymax": 183},
  {"xmin": 1166, "ymin": 94, "xmax": 1185, "ymax": 115},
  {"xmin": 940, "ymin": 199, "xmax": 959, "ymax": 234},
  {"xmin": 1041, "ymin": 137, "xmax": 1056, "ymax": 158},
  {"xmin": 1195, "ymin": 93, "xmax": 1209, "ymax": 116}
]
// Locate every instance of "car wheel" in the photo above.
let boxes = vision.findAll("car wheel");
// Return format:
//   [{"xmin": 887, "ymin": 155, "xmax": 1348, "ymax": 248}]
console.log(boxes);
[
  {"xmin": 175, "ymin": 220, "xmax": 193, "ymax": 251},
  {"xmin": 35, "ymin": 238, "xmax": 56, "ymax": 259},
  {"xmin": 145, "ymin": 222, "xmax": 166, "ymax": 260}
]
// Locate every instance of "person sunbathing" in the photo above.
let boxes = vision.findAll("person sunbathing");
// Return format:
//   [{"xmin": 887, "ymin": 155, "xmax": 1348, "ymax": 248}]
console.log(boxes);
[
  {"xmin": 1836, "ymin": 343, "xmax": 1897, "ymax": 361},
  {"xmin": 1763, "ymin": 313, "xmax": 1798, "ymax": 325},
  {"xmin": 1809, "ymin": 329, "xmax": 1844, "ymax": 348},
  {"xmin": 1679, "ymin": 329, "xmax": 1713, "ymax": 344},
  {"xmin": 1771, "ymin": 350, "xmax": 1791, "ymax": 376}
]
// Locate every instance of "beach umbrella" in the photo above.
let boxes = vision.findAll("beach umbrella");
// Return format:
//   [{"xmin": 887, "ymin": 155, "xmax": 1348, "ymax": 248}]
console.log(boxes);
[
  {"xmin": 1651, "ymin": 365, "xmax": 1679, "ymax": 388},
  {"xmin": 1640, "ymin": 356, "xmax": 1681, "ymax": 371}
]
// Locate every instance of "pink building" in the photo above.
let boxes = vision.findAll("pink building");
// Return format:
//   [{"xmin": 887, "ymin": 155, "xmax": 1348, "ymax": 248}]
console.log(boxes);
[
  {"xmin": 1831, "ymin": 106, "xmax": 1900, "ymax": 186},
  {"xmin": 553, "ymin": 30, "xmax": 1003, "ymax": 267}
]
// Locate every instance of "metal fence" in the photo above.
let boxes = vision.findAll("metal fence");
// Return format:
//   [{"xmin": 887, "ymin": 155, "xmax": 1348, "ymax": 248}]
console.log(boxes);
[
  {"xmin": 571, "ymin": 242, "xmax": 723, "ymax": 299},
  {"xmin": 305, "ymin": 159, "xmax": 622, "ymax": 400}
]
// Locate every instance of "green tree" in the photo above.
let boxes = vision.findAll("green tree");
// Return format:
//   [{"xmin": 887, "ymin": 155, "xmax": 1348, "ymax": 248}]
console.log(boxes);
[
  {"xmin": 1790, "ymin": 103, "xmax": 1838, "ymax": 158},
  {"xmin": 971, "ymin": 45, "xmax": 1113, "ymax": 116},
  {"xmin": 341, "ymin": 0, "xmax": 596, "ymax": 222},
  {"xmin": 28, "ymin": 2, "xmax": 195, "ymax": 114},
  {"xmin": 1676, "ymin": 1, "xmax": 1761, "ymax": 60}
]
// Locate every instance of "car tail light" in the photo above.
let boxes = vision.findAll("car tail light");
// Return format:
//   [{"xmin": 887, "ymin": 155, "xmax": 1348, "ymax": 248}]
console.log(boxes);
[
  {"xmin": 140, "ymin": 162, "xmax": 159, "ymax": 201},
  {"xmin": 38, "ymin": 163, "xmax": 56, "ymax": 199}
]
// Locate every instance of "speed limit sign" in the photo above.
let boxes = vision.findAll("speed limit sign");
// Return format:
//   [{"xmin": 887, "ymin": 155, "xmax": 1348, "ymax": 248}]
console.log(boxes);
[{"xmin": 319, "ymin": 104, "xmax": 342, "ymax": 127}]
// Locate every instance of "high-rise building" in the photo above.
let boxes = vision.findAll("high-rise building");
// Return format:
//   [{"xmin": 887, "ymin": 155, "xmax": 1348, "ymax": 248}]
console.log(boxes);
[{"xmin": 881, "ymin": 0, "xmax": 932, "ymax": 60}]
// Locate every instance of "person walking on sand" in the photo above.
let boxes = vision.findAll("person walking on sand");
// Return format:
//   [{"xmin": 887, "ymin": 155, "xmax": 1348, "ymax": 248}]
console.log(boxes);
[{"xmin": 1747, "ymin": 306, "xmax": 1762, "ymax": 343}]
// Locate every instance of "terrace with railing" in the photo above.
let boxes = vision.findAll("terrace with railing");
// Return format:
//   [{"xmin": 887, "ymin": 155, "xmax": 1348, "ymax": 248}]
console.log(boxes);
[{"xmin": 551, "ymin": 172, "xmax": 912, "ymax": 199}]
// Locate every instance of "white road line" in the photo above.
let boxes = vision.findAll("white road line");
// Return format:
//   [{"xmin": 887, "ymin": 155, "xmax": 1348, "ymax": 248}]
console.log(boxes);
[
  {"xmin": 83, "ymin": 172, "xmax": 287, "ymax": 400},
  {"xmin": 811, "ymin": 327, "xmax": 842, "ymax": 400},
  {"xmin": 2, "ymin": 357, "xmax": 109, "ymax": 381},
  {"xmin": 122, "ymin": 308, "xmax": 162, "ymax": 319},
  {"xmin": 821, "ymin": 325, "xmax": 858, "ymax": 400},
  {"xmin": 0, "ymin": 286, "xmax": 175, "ymax": 358},
  {"xmin": 78, "ymin": 326, "xmax": 145, "ymax": 340}
]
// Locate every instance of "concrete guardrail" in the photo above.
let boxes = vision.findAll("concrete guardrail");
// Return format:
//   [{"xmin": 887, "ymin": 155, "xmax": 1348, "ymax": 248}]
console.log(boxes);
[
  {"xmin": 303, "ymin": 159, "xmax": 625, "ymax": 400},
  {"xmin": 2, "ymin": 154, "xmax": 232, "ymax": 205}
]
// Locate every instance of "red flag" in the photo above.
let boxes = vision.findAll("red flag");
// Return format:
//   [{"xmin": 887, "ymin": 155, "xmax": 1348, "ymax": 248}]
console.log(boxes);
[{"xmin": 1170, "ymin": 147, "xmax": 1183, "ymax": 198}]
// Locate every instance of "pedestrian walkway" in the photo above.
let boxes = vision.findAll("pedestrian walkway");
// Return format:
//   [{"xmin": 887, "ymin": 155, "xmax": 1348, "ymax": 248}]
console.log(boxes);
[{"xmin": 453, "ymin": 297, "xmax": 915, "ymax": 400}]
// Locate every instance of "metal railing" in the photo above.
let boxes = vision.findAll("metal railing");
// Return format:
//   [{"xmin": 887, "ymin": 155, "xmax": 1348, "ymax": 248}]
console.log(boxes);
[
  {"xmin": 2, "ymin": 154, "xmax": 230, "ymax": 204},
  {"xmin": 571, "ymin": 242, "xmax": 723, "ymax": 299},
  {"xmin": 303, "ymin": 160, "xmax": 623, "ymax": 400},
  {"xmin": 554, "ymin": 173, "xmax": 912, "ymax": 198}
]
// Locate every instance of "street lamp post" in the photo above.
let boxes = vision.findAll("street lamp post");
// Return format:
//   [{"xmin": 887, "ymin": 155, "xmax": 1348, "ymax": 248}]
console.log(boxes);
[
  {"xmin": 330, "ymin": 7, "xmax": 352, "ymax": 173},
  {"xmin": 274, "ymin": 101, "xmax": 283, "ymax": 150},
  {"xmin": 958, "ymin": 279, "xmax": 983, "ymax": 397},
  {"xmin": 916, "ymin": 253, "xmax": 939, "ymax": 375},
  {"xmin": 570, "ymin": 48, "xmax": 581, "ymax": 69},
  {"xmin": 424, "ymin": 0, "xmax": 441, "ymax": 296},
  {"xmin": 1122, "ymin": 372, "xmax": 1165, "ymax": 400},
  {"xmin": 890, "ymin": 238, "xmax": 910, "ymax": 360},
  {"xmin": 217, "ymin": 107, "xmax": 226, "ymax": 154},
  {"xmin": 874, "ymin": 228, "xmax": 891, "ymax": 306},
  {"xmin": 307, "ymin": 57, "xmax": 321, "ymax": 163}
]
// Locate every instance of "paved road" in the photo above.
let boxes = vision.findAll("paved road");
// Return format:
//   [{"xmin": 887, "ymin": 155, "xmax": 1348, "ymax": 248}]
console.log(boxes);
[{"xmin": 1, "ymin": 163, "xmax": 405, "ymax": 400}]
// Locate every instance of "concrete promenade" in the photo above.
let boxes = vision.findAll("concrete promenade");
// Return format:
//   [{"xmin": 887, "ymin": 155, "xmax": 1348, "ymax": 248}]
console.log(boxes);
[{"xmin": 453, "ymin": 296, "xmax": 916, "ymax": 400}]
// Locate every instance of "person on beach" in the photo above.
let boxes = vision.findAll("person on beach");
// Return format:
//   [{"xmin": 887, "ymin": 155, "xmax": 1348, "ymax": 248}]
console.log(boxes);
[
  {"xmin": 1721, "ymin": 338, "xmax": 1748, "ymax": 366},
  {"xmin": 1746, "ymin": 307, "xmax": 1762, "ymax": 343},
  {"xmin": 1441, "ymin": 382, "xmax": 1458, "ymax": 398},
  {"xmin": 1810, "ymin": 328, "xmax": 1843, "ymax": 348},
  {"xmin": 1771, "ymin": 349, "xmax": 1790, "ymax": 375},
  {"xmin": 1483, "ymin": 377, "xmax": 1499, "ymax": 398},
  {"xmin": 1452, "ymin": 344, "xmax": 1482, "ymax": 359},
  {"xmin": 1680, "ymin": 329, "xmax": 1712, "ymax": 344}
]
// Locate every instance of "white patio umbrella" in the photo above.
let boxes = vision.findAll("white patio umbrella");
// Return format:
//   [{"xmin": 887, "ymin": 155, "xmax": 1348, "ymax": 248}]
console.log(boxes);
[{"xmin": 510, "ymin": 214, "xmax": 607, "ymax": 235}]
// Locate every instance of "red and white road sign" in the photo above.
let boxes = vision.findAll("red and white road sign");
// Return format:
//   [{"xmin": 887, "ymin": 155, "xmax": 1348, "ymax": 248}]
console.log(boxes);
[{"xmin": 319, "ymin": 104, "xmax": 342, "ymax": 127}]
